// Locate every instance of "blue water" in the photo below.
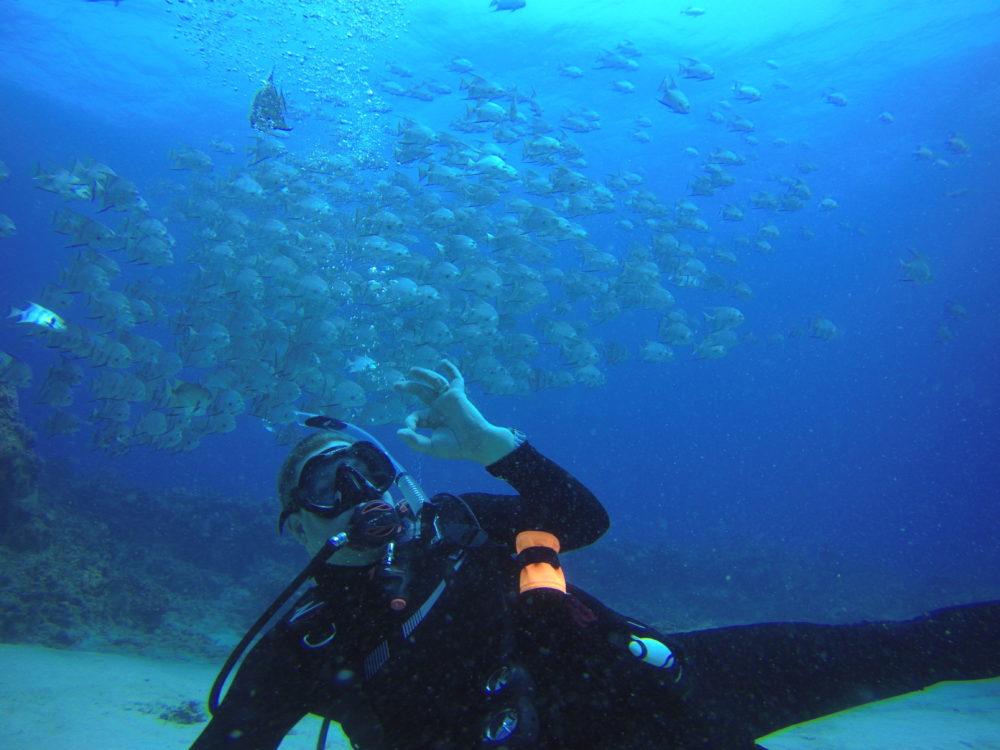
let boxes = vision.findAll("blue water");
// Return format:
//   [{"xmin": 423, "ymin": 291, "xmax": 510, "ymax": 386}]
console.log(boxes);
[{"xmin": 1, "ymin": 0, "xmax": 998, "ymax": 607}]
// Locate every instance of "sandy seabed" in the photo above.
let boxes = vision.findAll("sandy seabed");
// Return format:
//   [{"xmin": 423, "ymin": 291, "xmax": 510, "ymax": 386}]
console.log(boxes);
[
  {"xmin": 1, "ymin": 643, "xmax": 998, "ymax": 749},
  {"xmin": 0, "ymin": 644, "xmax": 333, "ymax": 749}
]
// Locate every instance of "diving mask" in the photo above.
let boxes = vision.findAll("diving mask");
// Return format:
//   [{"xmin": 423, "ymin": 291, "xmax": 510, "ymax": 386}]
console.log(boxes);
[{"xmin": 280, "ymin": 441, "xmax": 396, "ymax": 532}]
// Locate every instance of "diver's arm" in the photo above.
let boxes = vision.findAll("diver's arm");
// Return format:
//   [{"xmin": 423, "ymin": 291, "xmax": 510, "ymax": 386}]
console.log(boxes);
[
  {"xmin": 394, "ymin": 359, "xmax": 609, "ymax": 547},
  {"xmin": 470, "ymin": 441, "xmax": 610, "ymax": 550}
]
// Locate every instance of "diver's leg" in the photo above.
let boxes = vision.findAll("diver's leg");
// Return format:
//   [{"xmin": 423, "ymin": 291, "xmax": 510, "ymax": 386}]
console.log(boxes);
[{"xmin": 668, "ymin": 600, "xmax": 1000, "ymax": 740}]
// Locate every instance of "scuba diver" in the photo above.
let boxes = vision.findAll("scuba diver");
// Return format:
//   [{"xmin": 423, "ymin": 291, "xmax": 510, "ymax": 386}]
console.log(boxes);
[{"xmin": 192, "ymin": 360, "xmax": 1000, "ymax": 749}]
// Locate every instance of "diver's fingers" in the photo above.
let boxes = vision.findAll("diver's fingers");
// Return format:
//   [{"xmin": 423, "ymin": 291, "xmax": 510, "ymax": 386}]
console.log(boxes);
[
  {"xmin": 407, "ymin": 366, "xmax": 450, "ymax": 391},
  {"xmin": 401, "ymin": 409, "xmax": 428, "ymax": 432},
  {"xmin": 439, "ymin": 359, "xmax": 464, "ymax": 386},
  {"xmin": 394, "ymin": 379, "xmax": 440, "ymax": 403},
  {"xmin": 396, "ymin": 427, "xmax": 432, "ymax": 454}
]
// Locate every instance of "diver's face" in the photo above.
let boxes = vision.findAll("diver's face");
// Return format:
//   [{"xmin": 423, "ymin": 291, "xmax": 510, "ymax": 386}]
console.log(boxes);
[
  {"xmin": 285, "ymin": 503, "xmax": 384, "ymax": 566},
  {"xmin": 287, "ymin": 508, "xmax": 382, "ymax": 566}
]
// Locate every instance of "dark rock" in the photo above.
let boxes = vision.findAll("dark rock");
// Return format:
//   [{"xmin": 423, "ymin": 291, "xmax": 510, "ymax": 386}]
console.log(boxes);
[{"xmin": 0, "ymin": 384, "xmax": 42, "ymax": 539}]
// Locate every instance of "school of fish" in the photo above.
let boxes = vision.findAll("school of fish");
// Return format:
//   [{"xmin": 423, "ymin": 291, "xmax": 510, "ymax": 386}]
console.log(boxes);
[{"xmin": 0, "ymin": 18, "xmax": 974, "ymax": 453}]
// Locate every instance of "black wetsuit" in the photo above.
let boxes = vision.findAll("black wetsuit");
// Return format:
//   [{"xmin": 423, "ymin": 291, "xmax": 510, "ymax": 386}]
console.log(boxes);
[{"xmin": 192, "ymin": 443, "xmax": 1000, "ymax": 749}]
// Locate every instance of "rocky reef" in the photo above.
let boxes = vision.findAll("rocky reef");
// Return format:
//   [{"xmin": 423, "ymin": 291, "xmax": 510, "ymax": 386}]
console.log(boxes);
[
  {"xmin": 0, "ymin": 459, "xmax": 303, "ymax": 657},
  {"xmin": 0, "ymin": 384, "xmax": 42, "ymax": 550},
  {"xmin": 0, "ymin": 386, "xmax": 301, "ymax": 657}
]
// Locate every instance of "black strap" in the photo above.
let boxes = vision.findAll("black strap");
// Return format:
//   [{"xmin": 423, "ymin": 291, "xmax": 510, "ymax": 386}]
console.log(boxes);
[
  {"xmin": 440, "ymin": 522, "xmax": 489, "ymax": 548},
  {"xmin": 427, "ymin": 493, "xmax": 490, "ymax": 549},
  {"xmin": 316, "ymin": 717, "xmax": 331, "ymax": 750},
  {"xmin": 516, "ymin": 545, "xmax": 561, "ymax": 569}
]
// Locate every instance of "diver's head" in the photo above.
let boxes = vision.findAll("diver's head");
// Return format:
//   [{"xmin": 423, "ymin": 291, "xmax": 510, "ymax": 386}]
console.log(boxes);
[{"xmin": 277, "ymin": 432, "xmax": 404, "ymax": 563}]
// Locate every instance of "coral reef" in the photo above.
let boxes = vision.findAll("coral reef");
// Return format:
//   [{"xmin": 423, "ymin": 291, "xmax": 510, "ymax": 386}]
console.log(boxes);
[
  {"xmin": 0, "ymin": 459, "xmax": 303, "ymax": 659},
  {"xmin": 0, "ymin": 384, "xmax": 43, "ymax": 551}
]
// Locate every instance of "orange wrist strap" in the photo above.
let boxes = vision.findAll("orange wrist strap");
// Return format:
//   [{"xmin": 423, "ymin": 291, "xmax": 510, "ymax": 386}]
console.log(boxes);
[{"xmin": 516, "ymin": 530, "xmax": 567, "ymax": 594}]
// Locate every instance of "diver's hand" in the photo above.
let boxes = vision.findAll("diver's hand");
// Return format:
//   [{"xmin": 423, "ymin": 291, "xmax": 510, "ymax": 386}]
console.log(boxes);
[{"xmin": 394, "ymin": 359, "xmax": 518, "ymax": 465}]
